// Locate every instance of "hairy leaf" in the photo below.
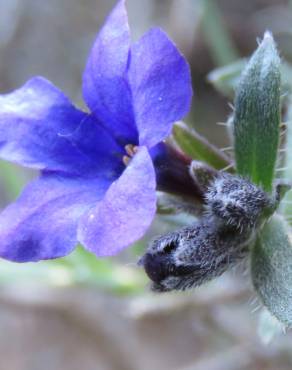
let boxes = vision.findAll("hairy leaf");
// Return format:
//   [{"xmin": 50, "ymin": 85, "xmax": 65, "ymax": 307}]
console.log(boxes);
[
  {"xmin": 251, "ymin": 215, "xmax": 292, "ymax": 326},
  {"xmin": 233, "ymin": 32, "xmax": 281, "ymax": 192}
]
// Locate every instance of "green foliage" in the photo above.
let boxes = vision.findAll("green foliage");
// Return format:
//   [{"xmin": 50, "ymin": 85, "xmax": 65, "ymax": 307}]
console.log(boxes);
[
  {"xmin": 201, "ymin": 0, "xmax": 239, "ymax": 66},
  {"xmin": 233, "ymin": 32, "xmax": 281, "ymax": 192},
  {"xmin": 251, "ymin": 215, "xmax": 292, "ymax": 326},
  {"xmin": 208, "ymin": 59, "xmax": 292, "ymax": 99},
  {"xmin": 172, "ymin": 121, "xmax": 232, "ymax": 171},
  {"xmin": 207, "ymin": 59, "xmax": 246, "ymax": 99},
  {"xmin": 221, "ymin": 33, "xmax": 292, "ymax": 328}
]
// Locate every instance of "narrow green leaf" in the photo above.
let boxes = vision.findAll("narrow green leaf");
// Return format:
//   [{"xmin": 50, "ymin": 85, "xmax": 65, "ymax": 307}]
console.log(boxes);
[
  {"xmin": 172, "ymin": 121, "xmax": 233, "ymax": 171},
  {"xmin": 208, "ymin": 60, "xmax": 292, "ymax": 99},
  {"xmin": 201, "ymin": 0, "xmax": 239, "ymax": 66},
  {"xmin": 233, "ymin": 32, "xmax": 281, "ymax": 192},
  {"xmin": 251, "ymin": 215, "xmax": 292, "ymax": 326},
  {"xmin": 207, "ymin": 59, "xmax": 246, "ymax": 99}
]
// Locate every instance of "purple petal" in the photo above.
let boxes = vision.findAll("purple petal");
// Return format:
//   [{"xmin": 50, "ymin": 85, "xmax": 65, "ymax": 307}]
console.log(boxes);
[
  {"xmin": 82, "ymin": 0, "xmax": 138, "ymax": 145},
  {"xmin": 0, "ymin": 77, "xmax": 123, "ymax": 177},
  {"xmin": 0, "ymin": 173, "xmax": 111, "ymax": 262},
  {"xmin": 129, "ymin": 28, "xmax": 192, "ymax": 148},
  {"xmin": 78, "ymin": 146, "xmax": 157, "ymax": 256}
]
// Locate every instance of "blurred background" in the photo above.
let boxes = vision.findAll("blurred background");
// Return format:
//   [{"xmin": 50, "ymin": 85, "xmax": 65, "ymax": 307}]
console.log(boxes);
[{"xmin": 1, "ymin": 0, "xmax": 292, "ymax": 369}]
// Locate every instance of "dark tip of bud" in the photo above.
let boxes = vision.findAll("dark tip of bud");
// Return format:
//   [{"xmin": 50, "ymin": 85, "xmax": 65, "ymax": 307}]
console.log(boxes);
[
  {"xmin": 140, "ymin": 252, "xmax": 172, "ymax": 285},
  {"xmin": 150, "ymin": 142, "xmax": 204, "ymax": 201}
]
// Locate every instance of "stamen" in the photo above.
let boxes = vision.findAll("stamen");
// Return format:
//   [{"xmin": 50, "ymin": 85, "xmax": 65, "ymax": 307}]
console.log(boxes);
[
  {"xmin": 123, "ymin": 155, "xmax": 131, "ymax": 166},
  {"xmin": 125, "ymin": 144, "xmax": 137, "ymax": 157},
  {"xmin": 123, "ymin": 144, "xmax": 139, "ymax": 166}
]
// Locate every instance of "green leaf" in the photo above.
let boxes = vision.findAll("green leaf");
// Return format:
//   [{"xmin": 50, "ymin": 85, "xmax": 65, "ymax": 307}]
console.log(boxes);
[
  {"xmin": 172, "ymin": 121, "xmax": 233, "ymax": 171},
  {"xmin": 251, "ymin": 215, "xmax": 292, "ymax": 326},
  {"xmin": 201, "ymin": 0, "xmax": 239, "ymax": 66},
  {"xmin": 208, "ymin": 59, "xmax": 292, "ymax": 100},
  {"xmin": 233, "ymin": 32, "xmax": 281, "ymax": 192},
  {"xmin": 207, "ymin": 59, "xmax": 246, "ymax": 99}
]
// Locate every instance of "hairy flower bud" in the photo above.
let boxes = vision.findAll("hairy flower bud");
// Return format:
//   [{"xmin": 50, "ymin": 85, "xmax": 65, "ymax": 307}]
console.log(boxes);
[
  {"xmin": 140, "ymin": 216, "xmax": 251, "ymax": 292},
  {"xmin": 140, "ymin": 172, "xmax": 278, "ymax": 292},
  {"xmin": 205, "ymin": 173, "xmax": 272, "ymax": 232}
]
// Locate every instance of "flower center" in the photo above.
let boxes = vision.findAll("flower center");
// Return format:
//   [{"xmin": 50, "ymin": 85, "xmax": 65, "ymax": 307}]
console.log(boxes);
[{"xmin": 123, "ymin": 144, "xmax": 139, "ymax": 166}]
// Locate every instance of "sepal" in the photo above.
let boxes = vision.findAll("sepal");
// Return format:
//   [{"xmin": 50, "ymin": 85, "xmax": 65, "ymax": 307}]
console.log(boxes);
[{"xmin": 251, "ymin": 215, "xmax": 292, "ymax": 327}]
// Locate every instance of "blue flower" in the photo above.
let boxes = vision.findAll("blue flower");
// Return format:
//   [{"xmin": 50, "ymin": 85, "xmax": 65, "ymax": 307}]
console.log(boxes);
[{"xmin": 0, "ymin": 0, "xmax": 192, "ymax": 262}]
